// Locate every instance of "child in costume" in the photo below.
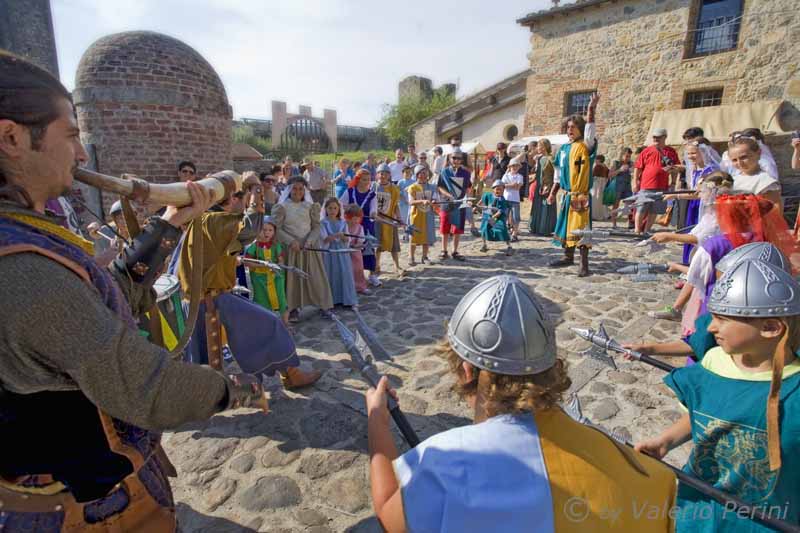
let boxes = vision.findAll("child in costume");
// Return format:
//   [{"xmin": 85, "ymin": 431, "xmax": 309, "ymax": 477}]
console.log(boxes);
[
  {"xmin": 344, "ymin": 204, "xmax": 369, "ymax": 294},
  {"xmin": 479, "ymin": 180, "xmax": 512, "ymax": 256},
  {"xmin": 727, "ymin": 136, "xmax": 782, "ymax": 209},
  {"xmin": 243, "ymin": 216, "xmax": 288, "ymax": 325},
  {"xmin": 366, "ymin": 275, "xmax": 677, "ymax": 532},
  {"xmin": 637, "ymin": 259, "xmax": 800, "ymax": 532},
  {"xmin": 626, "ymin": 242, "xmax": 793, "ymax": 364},
  {"xmin": 397, "ymin": 165, "xmax": 415, "ymax": 241},
  {"xmin": 373, "ymin": 164, "xmax": 404, "ymax": 277},
  {"xmin": 407, "ymin": 164, "xmax": 437, "ymax": 266},
  {"xmin": 320, "ymin": 197, "xmax": 358, "ymax": 307},
  {"xmin": 340, "ymin": 168, "xmax": 380, "ymax": 287},
  {"xmin": 501, "ymin": 155, "xmax": 525, "ymax": 242}
]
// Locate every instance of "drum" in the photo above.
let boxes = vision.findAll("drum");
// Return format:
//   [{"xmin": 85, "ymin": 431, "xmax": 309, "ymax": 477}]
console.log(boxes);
[{"xmin": 145, "ymin": 274, "xmax": 186, "ymax": 350}]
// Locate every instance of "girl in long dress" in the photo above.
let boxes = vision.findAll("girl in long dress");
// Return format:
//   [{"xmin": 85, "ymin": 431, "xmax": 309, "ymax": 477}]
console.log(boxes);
[
  {"xmin": 271, "ymin": 176, "xmax": 334, "ymax": 322},
  {"xmin": 528, "ymin": 139, "xmax": 557, "ymax": 236},
  {"xmin": 681, "ymin": 141, "xmax": 720, "ymax": 264},
  {"xmin": 407, "ymin": 164, "xmax": 437, "ymax": 265},
  {"xmin": 320, "ymin": 197, "xmax": 358, "ymax": 307},
  {"xmin": 340, "ymin": 169, "xmax": 380, "ymax": 286}
]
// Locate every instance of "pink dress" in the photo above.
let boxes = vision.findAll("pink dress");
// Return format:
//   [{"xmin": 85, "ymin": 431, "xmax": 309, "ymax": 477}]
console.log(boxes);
[{"xmin": 347, "ymin": 221, "xmax": 368, "ymax": 293}]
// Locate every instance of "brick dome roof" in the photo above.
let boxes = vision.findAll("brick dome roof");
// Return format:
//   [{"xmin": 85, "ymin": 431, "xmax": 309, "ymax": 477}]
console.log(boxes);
[{"xmin": 75, "ymin": 31, "xmax": 230, "ymax": 116}]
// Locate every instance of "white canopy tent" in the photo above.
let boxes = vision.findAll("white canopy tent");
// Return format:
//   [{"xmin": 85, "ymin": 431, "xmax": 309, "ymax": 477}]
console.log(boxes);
[
  {"xmin": 426, "ymin": 140, "xmax": 487, "ymax": 157},
  {"xmin": 507, "ymin": 134, "xmax": 570, "ymax": 154}
]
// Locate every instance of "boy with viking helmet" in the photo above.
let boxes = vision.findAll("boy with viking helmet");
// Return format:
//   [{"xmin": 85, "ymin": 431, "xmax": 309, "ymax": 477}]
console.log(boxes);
[
  {"xmin": 366, "ymin": 275, "xmax": 677, "ymax": 532},
  {"xmin": 548, "ymin": 93, "xmax": 600, "ymax": 277},
  {"xmin": 637, "ymin": 259, "xmax": 800, "ymax": 531}
]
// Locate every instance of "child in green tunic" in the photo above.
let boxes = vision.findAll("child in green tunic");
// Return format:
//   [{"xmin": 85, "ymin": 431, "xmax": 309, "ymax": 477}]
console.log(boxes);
[
  {"xmin": 243, "ymin": 217, "xmax": 289, "ymax": 325},
  {"xmin": 636, "ymin": 259, "xmax": 800, "ymax": 532},
  {"xmin": 479, "ymin": 180, "xmax": 512, "ymax": 256}
]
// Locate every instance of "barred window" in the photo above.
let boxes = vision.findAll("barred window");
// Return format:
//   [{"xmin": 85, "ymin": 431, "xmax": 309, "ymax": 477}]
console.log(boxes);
[
  {"xmin": 691, "ymin": 0, "xmax": 743, "ymax": 56},
  {"xmin": 565, "ymin": 91, "xmax": 594, "ymax": 116},
  {"xmin": 684, "ymin": 89, "xmax": 723, "ymax": 109}
]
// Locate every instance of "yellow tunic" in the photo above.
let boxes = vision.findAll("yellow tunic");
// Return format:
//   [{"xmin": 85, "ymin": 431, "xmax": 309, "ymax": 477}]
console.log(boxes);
[{"xmin": 375, "ymin": 183, "xmax": 400, "ymax": 251}]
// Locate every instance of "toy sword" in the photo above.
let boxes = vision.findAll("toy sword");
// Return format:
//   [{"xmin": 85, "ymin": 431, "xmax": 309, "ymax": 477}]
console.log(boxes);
[
  {"xmin": 564, "ymin": 395, "xmax": 800, "ymax": 533},
  {"xmin": 240, "ymin": 257, "xmax": 310, "ymax": 280},
  {"xmin": 331, "ymin": 313, "xmax": 420, "ymax": 447},
  {"xmin": 570, "ymin": 324, "xmax": 676, "ymax": 372},
  {"xmin": 303, "ymin": 247, "xmax": 359, "ymax": 254},
  {"xmin": 343, "ymin": 232, "xmax": 379, "ymax": 245},
  {"xmin": 374, "ymin": 212, "xmax": 421, "ymax": 234},
  {"xmin": 432, "ymin": 197, "xmax": 476, "ymax": 209},
  {"xmin": 616, "ymin": 263, "xmax": 670, "ymax": 282}
]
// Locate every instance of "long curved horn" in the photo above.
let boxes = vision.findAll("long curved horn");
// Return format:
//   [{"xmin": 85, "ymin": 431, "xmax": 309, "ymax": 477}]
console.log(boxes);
[{"xmin": 74, "ymin": 168, "xmax": 242, "ymax": 207}]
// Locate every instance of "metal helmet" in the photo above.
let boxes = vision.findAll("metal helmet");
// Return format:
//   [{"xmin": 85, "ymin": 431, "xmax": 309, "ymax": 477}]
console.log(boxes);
[
  {"xmin": 109, "ymin": 200, "xmax": 123, "ymax": 215},
  {"xmin": 447, "ymin": 275, "xmax": 556, "ymax": 375},
  {"xmin": 716, "ymin": 242, "xmax": 790, "ymax": 275},
  {"xmin": 376, "ymin": 163, "xmax": 391, "ymax": 174},
  {"xmin": 707, "ymin": 259, "xmax": 800, "ymax": 318},
  {"xmin": 413, "ymin": 164, "xmax": 428, "ymax": 177}
]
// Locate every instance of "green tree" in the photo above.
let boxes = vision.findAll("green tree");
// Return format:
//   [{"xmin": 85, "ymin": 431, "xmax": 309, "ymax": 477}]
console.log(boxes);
[
  {"xmin": 378, "ymin": 88, "xmax": 456, "ymax": 147},
  {"xmin": 232, "ymin": 124, "xmax": 271, "ymax": 155}
]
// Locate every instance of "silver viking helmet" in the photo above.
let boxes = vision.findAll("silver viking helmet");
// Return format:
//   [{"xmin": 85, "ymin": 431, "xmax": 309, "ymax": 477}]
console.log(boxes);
[
  {"xmin": 447, "ymin": 275, "xmax": 556, "ymax": 375},
  {"xmin": 707, "ymin": 259, "xmax": 800, "ymax": 318},
  {"xmin": 376, "ymin": 163, "xmax": 391, "ymax": 174},
  {"xmin": 716, "ymin": 242, "xmax": 790, "ymax": 275}
]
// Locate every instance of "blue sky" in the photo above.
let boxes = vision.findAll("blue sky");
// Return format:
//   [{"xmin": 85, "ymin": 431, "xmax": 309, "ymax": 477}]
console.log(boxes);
[{"xmin": 52, "ymin": 0, "xmax": 552, "ymax": 126}]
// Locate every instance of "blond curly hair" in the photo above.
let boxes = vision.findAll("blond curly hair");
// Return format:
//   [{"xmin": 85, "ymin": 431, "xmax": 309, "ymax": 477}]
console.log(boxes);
[{"xmin": 438, "ymin": 339, "xmax": 571, "ymax": 418}]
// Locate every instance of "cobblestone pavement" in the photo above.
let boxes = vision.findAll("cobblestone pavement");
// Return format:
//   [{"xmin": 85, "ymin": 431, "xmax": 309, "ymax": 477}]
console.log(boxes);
[{"xmin": 165, "ymin": 208, "xmax": 692, "ymax": 532}]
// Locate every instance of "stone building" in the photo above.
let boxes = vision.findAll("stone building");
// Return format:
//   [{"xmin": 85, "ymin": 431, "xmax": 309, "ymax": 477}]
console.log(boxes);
[
  {"xmin": 411, "ymin": 70, "xmax": 529, "ymax": 151},
  {"xmin": 74, "ymin": 31, "xmax": 233, "ymax": 209},
  {"xmin": 517, "ymin": 0, "xmax": 800, "ymax": 183}
]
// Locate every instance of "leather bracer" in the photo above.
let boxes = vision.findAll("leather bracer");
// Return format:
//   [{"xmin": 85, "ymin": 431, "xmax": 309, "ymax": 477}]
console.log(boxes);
[{"xmin": 112, "ymin": 217, "xmax": 181, "ymax": 286}]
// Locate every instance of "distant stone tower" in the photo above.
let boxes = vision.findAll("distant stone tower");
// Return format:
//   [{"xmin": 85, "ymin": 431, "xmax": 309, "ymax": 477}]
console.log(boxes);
[
  {"xmin": 74, "ymin": 31, "xmax": 232, "ymax": 208},
  {"xmin": 399, "ymin": 76, "xmax": 433, "ymax": 101},
  {"xmin": 439, "ymin": 83, "xmax": 457, "ymax": 99},
  {"xmin": 0, "ymin": 0, "xmax": 60, "ymax": 77}
]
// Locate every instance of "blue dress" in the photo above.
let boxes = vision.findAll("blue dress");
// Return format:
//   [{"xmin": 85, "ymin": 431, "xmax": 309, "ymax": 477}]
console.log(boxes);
[
  {"xmin": 343, "ymin": 187, "xmax": 377, "ymax": 271},
  {"xmin": 664, "ymin": 348, "xmax": 800, "ymax": 532},
  {"xmin": 320, "ymin": 218, "xmax": 358, "ymax": 306}
]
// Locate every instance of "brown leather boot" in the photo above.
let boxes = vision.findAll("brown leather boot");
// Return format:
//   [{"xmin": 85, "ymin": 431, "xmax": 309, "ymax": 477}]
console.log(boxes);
[
  {"xmin": 280, "ymin": 366, "xmax": 322, "ymax": 389},
  {"xmin": 578, "ymin": 246, "xmax": 590, "ymax": 277},
  {"xmin": 549, "ymin": 246, "xmax": 575, "ymax": 267}
]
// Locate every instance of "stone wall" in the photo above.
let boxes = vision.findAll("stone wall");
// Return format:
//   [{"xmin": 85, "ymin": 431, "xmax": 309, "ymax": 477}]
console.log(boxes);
[
  {"xmin": 0, "ymin": 0, "xmax": 59, "ymax": 77},
  {"xmin": 399, "ymin": 76, "xmax": 433, "ymax": 101},
  {"xmin": 75, "ymin": 31, "xmax": 232, "ymax": 211},
  {"xmin": 413, "ymin": 122, "xmax": 437, "ymax": 151},
  {"xmin": 521, "ymin": 0, "xmax": 800, "ymax": 184}
]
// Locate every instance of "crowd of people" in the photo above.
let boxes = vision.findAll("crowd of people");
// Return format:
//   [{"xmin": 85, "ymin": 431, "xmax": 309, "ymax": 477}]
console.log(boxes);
[{"xmin": 3, "ymin": 50, "xmax": 800, "ymax": 533}]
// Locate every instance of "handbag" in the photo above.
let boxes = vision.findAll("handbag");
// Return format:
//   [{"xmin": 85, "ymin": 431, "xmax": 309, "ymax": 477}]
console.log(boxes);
[{"xmin": 602, "ymin": 180, "xmax": 616, "ymax": 206}]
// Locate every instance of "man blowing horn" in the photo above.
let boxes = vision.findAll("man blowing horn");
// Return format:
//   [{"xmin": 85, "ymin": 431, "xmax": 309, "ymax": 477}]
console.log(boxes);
[{"xmin": 0, "ymin": 51, "xmax": 267, "ymax": 531}]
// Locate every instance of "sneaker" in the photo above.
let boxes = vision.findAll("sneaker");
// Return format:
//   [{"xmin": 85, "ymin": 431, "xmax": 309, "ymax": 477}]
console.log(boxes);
[
  {"xmin": 480, "ymin": 244, "xmax": 488, "ymax": 253},
  {"xmin": 359, "ymin": 288, "xmax": 372, "ymax": 295},
  {"xmin": 511, "ymin": 235, "xmax": 519, "ymax": 243},
  {"xmin": 470, "ymin": 228, "xmax": 481, "ymax": 237},
  {"xmin": 648, "ymin": 306, "xmax": 681, "ymax": 321},
  {"xmin": 368, "ymin": 274, "xmax": 382, "ymax": 287}
]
